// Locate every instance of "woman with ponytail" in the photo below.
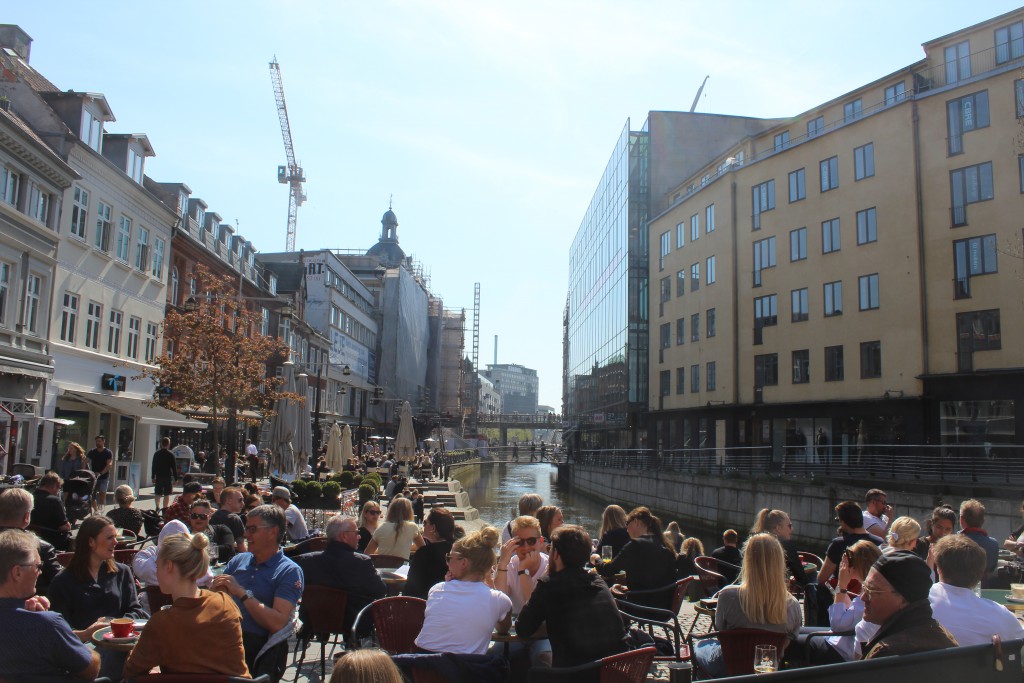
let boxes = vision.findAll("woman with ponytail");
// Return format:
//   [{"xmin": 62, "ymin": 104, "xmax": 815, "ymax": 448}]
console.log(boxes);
[{"xmin": 124, "ymin": 531, "xmax": 248, "ymax": 677}]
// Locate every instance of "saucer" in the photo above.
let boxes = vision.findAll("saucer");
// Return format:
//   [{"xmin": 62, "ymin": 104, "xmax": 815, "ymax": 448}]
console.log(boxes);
[
  {"xmin": 1004, "ymin": 595, "xmax": 1024, "ymax": 604},
  {"xmin": 103, "ymin": 631, "xmax": 137, "ymax": 643}
]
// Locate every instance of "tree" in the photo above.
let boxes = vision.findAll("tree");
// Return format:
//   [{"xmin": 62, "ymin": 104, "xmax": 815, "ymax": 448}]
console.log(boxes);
[{"xmin": 138, "ymin": 264, "xmax": 298, "ymax": 475}]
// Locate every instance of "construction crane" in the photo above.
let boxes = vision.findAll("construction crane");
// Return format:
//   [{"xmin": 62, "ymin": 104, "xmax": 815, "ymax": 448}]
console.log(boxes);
[{"xmin": 269, "ymin": 57, "xmax": 306, "ymax": 252}]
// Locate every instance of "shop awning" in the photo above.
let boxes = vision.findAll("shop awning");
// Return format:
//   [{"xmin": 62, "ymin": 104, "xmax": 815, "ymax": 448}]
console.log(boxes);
[
  {"xmin": 63, "ymin": 391, "xmax": 208, "ymax": 429},
  {"xmin": 183, "ymin": 406, "xmax": 263, "ymax": 421}
]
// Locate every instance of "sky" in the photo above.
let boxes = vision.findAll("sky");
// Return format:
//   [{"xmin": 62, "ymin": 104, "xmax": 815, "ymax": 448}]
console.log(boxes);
[{"xmin": 6, "ymin": 1, "xmax": 1022, "ymax": 409}]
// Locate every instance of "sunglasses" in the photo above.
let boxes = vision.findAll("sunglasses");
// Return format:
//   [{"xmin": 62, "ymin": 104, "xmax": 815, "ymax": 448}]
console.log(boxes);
[
  {"xmin": 517, "ymin": 537, "xmax": 541, "ymax": 546},
  {"xmin": 365, "ymin": 510, "xmax": 381, "ymax": 516},
  {"xmin": 190, "ymin": 513, "xmax": 209, "ymax": 520}
]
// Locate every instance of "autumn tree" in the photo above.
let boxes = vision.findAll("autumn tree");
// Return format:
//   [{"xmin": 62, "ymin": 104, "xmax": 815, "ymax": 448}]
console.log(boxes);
[{"xmin": 138, "ymin": 264, "xmax": 297, "ymax": 475}]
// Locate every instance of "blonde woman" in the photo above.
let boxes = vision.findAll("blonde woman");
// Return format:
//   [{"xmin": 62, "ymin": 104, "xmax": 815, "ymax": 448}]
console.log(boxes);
[
  {"xmin": 598, "ymin": 504, "xmax": 630, "ymax": 557},
  {"xmin": 884, "ymin": 516, "xmax": 922, "ymax": 554},
  {"xmin": 330, "ymin": 649, "xmax": 403, "ymax": 683},
  {"xmin": 356, "ymin": 501, "xmax": 382, "ymax": 553},
  {"xmin": 414, "ymin": 526, "xmax": 513, "ymax": 655},
  {"xmin": 365, "ymin": 497, "xmax": 424, "ymax": 560},
  {"xmin": 751, "ymin": 508, "xmax": 809, "ymax": 588},
  {"xmin": 106, "ymin": 485, "xmax": 144, "ymax": 536},
  {"xmin": 693, "ymin": 533, "xmax": 801, "ymax": 677},
  {"xmin": 124, "ymin": 531, "xmax": 247, "ymax": 677}
]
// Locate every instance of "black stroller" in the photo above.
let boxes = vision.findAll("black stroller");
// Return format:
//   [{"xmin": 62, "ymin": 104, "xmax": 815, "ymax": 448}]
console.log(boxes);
[{"xmin": 64, "ymin": 469, "xmax": 97, "ymax": 524}]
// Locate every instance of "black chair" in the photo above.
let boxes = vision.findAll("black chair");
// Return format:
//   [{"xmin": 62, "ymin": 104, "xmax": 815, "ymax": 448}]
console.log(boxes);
[{"xmin": 290, "ymin": 586, "xmax": 349, "ymax": 681}]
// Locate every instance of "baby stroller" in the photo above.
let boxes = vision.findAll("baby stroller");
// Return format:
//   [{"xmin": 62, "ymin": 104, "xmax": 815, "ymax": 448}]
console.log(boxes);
[
  {"xmin": 141, "ymin": 508, "xmax": 164, "ymax": 538},
  {"xmin": 64, "ymin": 469, "xmax": 97, "ymax": 524}
]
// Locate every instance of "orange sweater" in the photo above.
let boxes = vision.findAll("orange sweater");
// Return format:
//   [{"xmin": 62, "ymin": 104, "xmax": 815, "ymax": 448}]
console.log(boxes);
[{"xmin": 123, "ymin": 589, "xmax": 249, "ymax": 678}]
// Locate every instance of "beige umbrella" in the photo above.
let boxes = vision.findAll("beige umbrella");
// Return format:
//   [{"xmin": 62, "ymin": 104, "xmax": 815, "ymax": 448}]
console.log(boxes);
[
  {"xmin": 395, "ymin": 400, "xmax": 417, "ymax": 464},
  {"xmin": 340, "ymin": 423, "xmax": 354, "ymax": 465},
  {"xmin": 325, "ymin": 422, "xmax": 344, "ymax": 472}
]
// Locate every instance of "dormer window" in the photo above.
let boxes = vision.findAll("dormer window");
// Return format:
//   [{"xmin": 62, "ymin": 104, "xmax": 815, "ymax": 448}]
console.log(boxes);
[
  {"xmin": 211, "ymin": 223, "xmax": 220, "ymax": 243},
  {"xmin": 127, "ymin": 148, "xmax": 144, "ymax": 183},
  {"xmin": 269, "ymin": 274, "xmax": 278, "ymax": 295},
  {"xmin": 195, "ymin": 207, "xmax": 205, "ymax": 229},
  {"xmin": 80, "ymin": 108, "xmax": 103, "ymax": 152}
]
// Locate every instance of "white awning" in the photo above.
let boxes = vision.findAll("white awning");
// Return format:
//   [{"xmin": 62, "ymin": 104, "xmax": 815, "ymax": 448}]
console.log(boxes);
[{"xmin": 63, "ymin": 391, "xmax": 208, "ymax": 429}]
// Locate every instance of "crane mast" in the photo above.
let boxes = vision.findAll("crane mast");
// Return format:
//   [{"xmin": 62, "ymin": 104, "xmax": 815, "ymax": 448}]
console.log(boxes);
[{"xmin": 269, "ymin": 57, "xmax": 306, "ymax": 252}]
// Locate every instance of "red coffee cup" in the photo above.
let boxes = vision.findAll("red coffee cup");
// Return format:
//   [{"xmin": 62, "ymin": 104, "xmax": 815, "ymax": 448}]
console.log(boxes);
[{"xmin": 110, "ymin": 618, "xmax": 135, "ymax": 638}]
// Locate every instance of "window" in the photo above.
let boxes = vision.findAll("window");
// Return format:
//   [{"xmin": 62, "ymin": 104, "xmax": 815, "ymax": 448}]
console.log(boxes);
[
  {"xmin": 24, "ymin": 274, "xmax": 40, "ymax": 333},
  {"xmin": 27, "ymin": 183, "xmax": 51, "ymax": 224},
  {"xmin": 1020, "ymin": 154, "xmax": 1024, "ymax": 192},
  {"xmin": 822, "ymin": 218, "xmax": 841, "ymax": 254},
  {"xmin": 676, "ymin": 367, "xmax": 685, "ymax": 395},
  {"xmin": 95, "ymin": 202, "xmax": 112, "ymax": 251},
  {"xmin": 134, "ymin": 227, "xmax": 149, "ymax": 272},
  {"xmin": 854, "ymin": 143, "xmax": 875, "ymax": 180},
  {"xmin": 953, "ymin": 234, "xmax": 997, "ymax": 298},
  {"xmin": 70, "ymin": 186, "xmax": 89, "ymax": 240},
  {"xmin": 80, "ymin": 108, "xmax": 103, "ymax": 151},
  {"xmin": 820, "ymin": 156, "xmax": 839, "ymax": 192},
  {"xmin": 676, "ymin": 221, "xmax": 686, "ymax": 249},
  {"xmin": 825, "ymin": 345, "xmax": 844, "ymax": 381},
  {"xmin": 127, "ymin": 316, "xmax": 141, "ymax": 360},
  {"xmin": 86, "ymin": 302, "xmax": 102, "ymax": 349},
  {"xmin": 957, "ymin": 309, "xmax": 1002, "ymax": 371},
  {"xmin": 755, "ymin": 354, "xmax": 779, "ymax": 387},
  {"xmin": 774, "ymin": 131, "xmax": 790, "ymax": 151},
  {"xmin": 950, "ymin": 162, "xmax": 994, "ymax": 226},
  {"xmin": 261, "ymin": 308, "xmax": 270, "ymax": 337},
  {"xmin": 707, "ymin": 308, "xmax": 716, "ymax": 338},
  {"xmin": 790, "ymin": 227, "xmax": 807, "ymax": 261},
  {"xmin": 706, "ymin": 256, "xmax": 716, "ymax": 284},
  {"xmin": 824, "ymin": 281, "xmax": 843, "ymax": 317},
  {"xmin": 0, "ymin": 262, "xmax": 8, "ymax": 325},
  {"xmin": 860, "ymin": 341, "xmax": 882, "ymax": 379},
  {"xmin": 676, "ymin": 318, "xmax": 686, "ymax": 346},
  {"xmin": 660, "ymin": 322, "xmax": 671, "ymax": 350},
  {"xmin": 690, "ymin": 364, "xmax": 700, "ymax": 393},
  {"xmin": 691, "ymin": 313, "xmax": 700, "ymax": 342},
  {"xmin": 807, "ymin": 116, "xmax": 824, "ymax": 138},
  {"xmin": 945, "ymin": 41, "xmax": 971, "ymax": 84},
  {"xmin": 706, "ymin": 362, "xmax": 716, "ymax": 391},
  {"xmin": 196, "ymin": 206, "xmax": 206, "ymax": 231},
  {"xmin": 706, "ymin": 204, "xmax": 715, "ymax": 233},
  {"xmin": 144, "ymin": 321, "xmax": 158, "ymax": 362},
  {"xmin": 859, "ymin": 274, "xmax": 880, "ymax": 310},
  {"xmin": 660, "ymin": 277, "xmax": 671, "ymax": 305},
  {"xmin": 115, "ymin": 216, "xmax": 131, "ymax": 262},
  {"xmin": 753, "ymin": 236, "xmax": 776, "ymax": 286},
  {"xmin": 60, "ymin": 292, "xmax": 79, "ymax": 343},
  {"xmin": 1, "ymin": 165, "xmax": 19, "ymax": 206},
  {"xmin": 844, "ymin": 99, "xmax": 862, "ymax": 122},
  {"xmin": 676, "ymin": 269, "xmax": 685, "ymax": 297},
  {"xmin": 127, "ymin": 147, "xmax": 143, "ymax": 183},
  {"xmin": 659, "ymin": 370, "xmax": 670, "ymax": 397},
  {"xmin": 151, "ymin": 238, "xmax": 165, "ymax": 279},
  {"xmin": 690, "ymin": 214, "xmax": 699, "ymax": 242},
  {"xmin": 792, "ymin": 350, "xmax": 810, "ymax": 384},
  {"xmin": 659, "ymin": 231, "xmax": 670, "ymax": 271},
  {"xmin": 792, "ymin": 288, "xmax": 809, "ymax": 322},
  {"xmin": 108, "ymin": 309, "xmax": 123, "ymax": 355},
  {"xmin": 788, "ymin": 168, "xmax": 806, "ymax": 202},
  {"xmin": 754, "ymin": 294, "xmax": 777, "ymax": 344},
  {"xmin": 752, "ymin": 180, "xmax": 775, "ymax": 229},
  {"xmin": 856, "ymin": 208, "xmax": 877, "ymax": 245},
  {"xmin": 690, "ymin": 263, "xmax": 699, "ymax": 292},
  {"xmin": 947, "ymin": 91, "xmax": 990, "ymax": 154},
  {"xmin": 1017, "ymin": 80, "xmax": 1024, "ymax": 118},
  {"xmin": 885, "ymin": 81, "xmax": 907, "ymax": 105},
  {"xmin": 996, "ymin": 21, "xmax": 1024, "ymax": 64}
]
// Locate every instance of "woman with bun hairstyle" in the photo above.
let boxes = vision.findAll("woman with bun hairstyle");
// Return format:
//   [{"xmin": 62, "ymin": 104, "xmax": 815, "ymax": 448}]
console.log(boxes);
[
  {"xmin": 124, "ymin": 531, "xmax": 248, "ymax": 677},
  {"xmin": 414, "ymin": 525, "xmax": 513, "ymax": 655},
  {"xmin": 751, "ymin": 508, "xmax": 810, "ymax": 588}
]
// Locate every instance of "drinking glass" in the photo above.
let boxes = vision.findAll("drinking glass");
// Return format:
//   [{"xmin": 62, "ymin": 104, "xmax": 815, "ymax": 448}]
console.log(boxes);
[
  {"xmin": 602, "ymin": 545, "xmax": 613, "ymax": 563},
  {"xmin": 207, "ymin": 544, "xmax": 219, "ymax": 563},
  {"xmin": 753, "ymin": 645, "xmax": 777, "ymax": 674}
]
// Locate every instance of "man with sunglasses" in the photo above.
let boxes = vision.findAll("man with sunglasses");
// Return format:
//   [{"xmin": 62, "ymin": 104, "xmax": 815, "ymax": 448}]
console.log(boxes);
[
  {"xmin": 495, "ymin": 515, "xmax": 553, "ymax": 667},
  {"xmin": 189, "ymin": 499, "xmax": 237, "ymax": 561}
]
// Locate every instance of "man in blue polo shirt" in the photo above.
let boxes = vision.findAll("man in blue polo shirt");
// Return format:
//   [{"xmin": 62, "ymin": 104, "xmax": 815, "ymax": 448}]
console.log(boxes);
[
  {"xmin": 0, "ymin": 529, "xmax": 100, "ymax": 680},
  {"xmin": 212, "ymin": 504, "xmax": 303, "ymax": 683}
]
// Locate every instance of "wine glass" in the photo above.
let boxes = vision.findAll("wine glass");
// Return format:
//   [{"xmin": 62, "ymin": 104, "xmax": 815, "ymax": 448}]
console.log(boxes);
[
  {"xmin": 207, "ymin": 543, "xmax": 219, "ymax": 564},
  {"xmin": 753, "ymin": 645, "xmax": 777, "ymax": 674},
  {"xmin": 602, "ymin": 545, "xmax": 614, "ymax": 564}
]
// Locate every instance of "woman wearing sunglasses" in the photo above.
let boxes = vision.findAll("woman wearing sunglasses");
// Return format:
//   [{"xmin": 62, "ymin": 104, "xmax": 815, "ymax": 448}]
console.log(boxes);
[
  {"xmin": 357, "ymin": 501, "xmax": 382, "ymax": 553},
  {"xmin": 188, "ymin": 499, "xmax": 236, "ymax": 562}
]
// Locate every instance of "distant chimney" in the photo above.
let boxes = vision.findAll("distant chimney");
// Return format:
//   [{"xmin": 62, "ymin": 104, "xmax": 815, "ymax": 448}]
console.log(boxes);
[
  {"xmin": 494, "ymin": 335, "xmax": 498, "ymax": 366},
  {"xmin": 0, "ymin": 25, "xmax": 32, "ymax": 62}
]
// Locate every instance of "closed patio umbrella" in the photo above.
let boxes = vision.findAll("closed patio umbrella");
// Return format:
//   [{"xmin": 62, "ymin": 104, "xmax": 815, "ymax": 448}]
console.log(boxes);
[
  {"xmin": 294, "ymin": 372, "xmax": 313, "ymax": 477},
  {"xmin": 268, "ymin": 361, "xmax": 297, "ymax": 476},
  {"xmin": 340, "ymin": 423, "xmax": 354, "ymax": 465},
  {"xmin": 325, "ymin": 422, "xmax": 344, "ymax": 472},
  {"xmin": 396, "ymin": 400, "xmax": 417, "ymax": 464}
]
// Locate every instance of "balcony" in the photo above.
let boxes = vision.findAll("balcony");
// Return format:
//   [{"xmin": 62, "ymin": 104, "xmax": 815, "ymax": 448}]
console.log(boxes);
[{"xmin": 913, "ymin": 42, "xmax": 1024, "ymax": 93}]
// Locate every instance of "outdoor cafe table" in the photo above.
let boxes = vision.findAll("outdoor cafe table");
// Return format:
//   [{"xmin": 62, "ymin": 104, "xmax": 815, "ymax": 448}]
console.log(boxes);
[
  {"xmin": 981, "ymin": 589, "xmax": 1024, "ymax": 614},
  {"xmin": 491, "ymin": 627, "xmax": 540, "ymax": 657},
  {"xmin": 92, "ymin": 625, "xmax": 142, "ymax": 653}
]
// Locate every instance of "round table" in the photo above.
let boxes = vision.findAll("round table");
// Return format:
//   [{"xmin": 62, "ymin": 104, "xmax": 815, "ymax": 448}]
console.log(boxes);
[{"xmin": 92, "ymin": 626, "xmax": 139, "ymax": 653}]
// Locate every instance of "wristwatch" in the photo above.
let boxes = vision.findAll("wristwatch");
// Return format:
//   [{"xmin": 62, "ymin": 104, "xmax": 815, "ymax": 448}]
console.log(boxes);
[
  {"xmin": 518, "ymin": 569, "xmax": 529, "ymax": 577},
  {"xmin": 242, "ymin": 589, "xmax": 255, "ymax": 602},
  {"xmin": 839, "ymin": 588, "xmax": 849, "ymax": 594}
]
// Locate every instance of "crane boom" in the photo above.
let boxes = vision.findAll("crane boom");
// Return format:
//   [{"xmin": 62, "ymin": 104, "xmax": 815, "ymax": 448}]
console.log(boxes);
[{"xmin": 269, "ymin": 57, "xmax": 306, "ymax": 252}]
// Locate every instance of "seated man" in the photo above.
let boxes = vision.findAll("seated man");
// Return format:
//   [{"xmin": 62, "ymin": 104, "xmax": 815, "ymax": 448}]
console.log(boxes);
[
  {"xmin": 212, "ymin": 505, "xmax": 303, "ymax": 683},
  {"xmin": 861, "ymin": 551, "xmax": 957, "ymax": 658},
  {"xmin": 516, "ymin": 524, "xmax": 628, "ymax": 668},
  {"xmin": 212, "ymin": 486, "xmax": 248, "ymax": 553},
  {"xmin": 293, "ymin": 515, "xmax": 385, "ymax": 633},
  {"xmin": 818, "ymin": 500, "xmax": 884, "ymax": 586},
  {"xmin": 271, "ymin": 487, "xmax": 308, "ymax": 542},
  {"xmin": 190, "ymin": 499, "xmax": 237, "ymax": 561},
  {"xmin": 0, "ymin": 488, "xmax": 63, "ymax": 595},
  {"xmin": 862, "ymin": 488, "xmax": 893, "ymax": 538},
  {"xmin": 164, "ymin": 481, "xmax": 204, "ymax": 525},
  {"xmin": 929, "ymin": 534, "xmax": 1024, "ymax": 645},
  {"xmin": 30, "ymin": 472, "xmax": 71, "ymax": 550},
  {"xmin": 0, "ymin": 529, "xmax": 100, "ymax": 680},
  {"xmin": 495, "ymin": 515, "xmax": 552, "ymax": 667},
  {"xmin": 711, "ymin": 529, "xmax": 742, "ymax": 585},
  {"xmin": 958, "ymin": 499, "xmax": 999, "ymax": 582}
]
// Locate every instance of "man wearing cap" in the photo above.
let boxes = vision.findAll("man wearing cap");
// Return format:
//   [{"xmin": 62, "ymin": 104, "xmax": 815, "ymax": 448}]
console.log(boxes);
[
  {"xmin": 271, "ymin": 487, "xmax": 308, "ymax": 542},
  {"xmin": 861, "ymin": 551, "xmax": 957, "ymax": 658},
  {"xmin": 163, "ymin": 481, "xmax": 204, "ymax": 525}
]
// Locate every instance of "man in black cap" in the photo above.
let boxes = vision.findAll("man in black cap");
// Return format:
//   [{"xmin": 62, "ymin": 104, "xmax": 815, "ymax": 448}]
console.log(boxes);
[
  {"xmin": 163, "ymin": 481, "xmax": 204, "ymax": 526},
  {"xmin": 861, "ymin": 551, "xmax": 957, "ymax": 659}
]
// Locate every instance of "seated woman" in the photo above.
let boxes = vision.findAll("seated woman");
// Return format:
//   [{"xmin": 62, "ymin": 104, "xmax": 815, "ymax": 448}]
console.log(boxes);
[
  {"xmin": 210, "ymin": 477, "xmax": 226, "ymax": 508},
  {"xmin": 106, "ymin": 485, "xmax": 144, "ymax": 536},
  {"xmin": 414, "ymin": 526, "xmax": 512, "ymax": 655},
  {"xmin": 694, "ymin": 533, "xmax": 802, "ymax": 678},
  {"xmin": 675, "ymin": 537, "xmax": 704, "ymax": 579},
  {"xmin": 134, "ymin": 520, "xmax": 214, "ymax": 589},
  {"xmin": 535, "ymin": 505, "xmax": 564, "ymax": 541},
  {"xmin": 357, "ymin": 500, "xmax": 382, "ymax": 553},
  {"xmin": 124, "ymin": 530, "xmax": 248, "ymax": 677},
  {"xmin": 330, "ymin": 648, "xmax": 403, "ymax": 683},
  {"xmin": 598, "ymin": 504, "xmax": 631, "ymax": 557},
  {"xmin": 404, "ymin": 507, "xmax": 456, "ymax": 599},
  {"xmin": 597, "ymin": 507, "xmax": 677, "ymax": 609},
  {"xmin": 883, "ymin": 516, "xmax": 921, "ymax": 554},
  {"xmin": 751, "ymin": 508, "xmax": 809, "ymax": 589},
  {"xmin": 366, "ymin": 497, "xmax": 423, "ymax": 560}
]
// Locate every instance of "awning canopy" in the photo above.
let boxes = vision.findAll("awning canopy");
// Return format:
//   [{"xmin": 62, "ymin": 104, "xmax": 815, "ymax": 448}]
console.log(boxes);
[
  {"xmin": 182, "ymin": 406, "xmax": 263, "ymax": 421},
  {"xmin": 64, "ymin": 391, "xmax": 208, "ymax": 429}
]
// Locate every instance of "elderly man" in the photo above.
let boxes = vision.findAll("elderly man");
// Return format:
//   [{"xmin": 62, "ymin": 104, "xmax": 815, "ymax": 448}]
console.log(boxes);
[
  {"xmin": 212, "ymin": 504, "xmax": 303, "ymax": 683},
  {"xmin": 30, "ymin": 471, "xmax": 71, "ymax": 550},
  {"xmin": 862, "ymin": 489, "xmax": 893, "ymax": 538},
  {"xmin": 0, "ymin": 488, "xmax": 62, "ymax": 594},
  {"xmin": 212, "ymin": 486, "xmax": 248, "ymax": 553},
  {"xmin": 293, "ymin": 515, "xmax": 385, "ymax": 632},
  {"xmin": 164, "ymin": 481, "xmax": 204, "ymax": 525},
  {"xmin": 860, "ymin": 551, "xmax": 957, "ymax": 658},
  {"xmin": 929, "ymin": 534, "xmax": 1024, "ymax": 645},
  {"xmin": 516, "ymin": 524, "xmax": 628, "ymax": 668},
  {"xmin": 958, "ymin": 499, "xmax": 1000, "ymax": 579},
  {"xmin": 0, "ymin": 529, "xmax": 100, "ymax": 680},
  {"xmin": 271, "ymin": 486, "xmax": 308, "ymax": 542}
]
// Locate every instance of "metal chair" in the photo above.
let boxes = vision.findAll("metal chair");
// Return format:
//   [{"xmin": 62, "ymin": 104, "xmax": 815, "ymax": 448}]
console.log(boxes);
[
  {"xmin": 616, "ymin": 576, "xmax": 696, "ymax": 661},
  {"xmin": 368, "ymin": 553, "xmax": 407, "ymax": 570},
  {"xmin": 694, "ymin": 556, "xmax": 727, "ymax": 596},
  {"xmin": 351, "ymin": 596, "xmax": 426, "ymax": 654},
  {"xmin": 56, "ymin": 552, "xmax": 73, "ymax": 568},
  {"xmin": 688, "ymin": 628, "xmax": 789, "ymax": 678},
  {"xmin": 290, "ymin": 585, "xmax": 349, "ymax": 681},
  {"xmin": 130, "ymin": 676, "xmax": 269, "ymax": 683},
  {"xmin": 527, "ymin": 646, "xmax": 657, "ymax": 683},
  {"xmin": 145, "ymin": 585, "xmax": 174, "ymax": 612},
  {"xmin": 284, "ymin": 535, "xmax": 329, "ymax": 557}
]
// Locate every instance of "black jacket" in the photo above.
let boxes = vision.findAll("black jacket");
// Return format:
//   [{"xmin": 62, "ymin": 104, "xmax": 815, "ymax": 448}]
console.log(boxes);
[
  {"xmin": 151, "ymin": 447, "xmax": 177, "ymax": 480},
  {"xmin": 293, "ymin": 540, "xmax": 387, "ymax": 627},
  {"xmin": 598, "ymin": 535, "xmax": 677, "ymax": 609},
  {"xmin": 0, "ymin": 526, "xmax": 62, "ymax": 595},
  {"xmin": 404, "ymin": 539, "xmax": 452, "ymax": 599}
]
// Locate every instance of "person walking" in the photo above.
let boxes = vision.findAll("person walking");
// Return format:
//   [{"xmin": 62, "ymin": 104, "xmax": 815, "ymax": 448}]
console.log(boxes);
[
  {"xmin": 85, "ymin": 435, "xmax": 114, "ymax": 512},
  {"xmin": 152, "ymin": 437, "xmax": 177, "ymax": 512}
]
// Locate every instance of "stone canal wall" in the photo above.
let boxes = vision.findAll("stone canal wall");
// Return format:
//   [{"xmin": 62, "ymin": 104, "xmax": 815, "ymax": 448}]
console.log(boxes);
[{"xmin": 569, "ymin": 465, "xmax": 1022, "ymax": 549}]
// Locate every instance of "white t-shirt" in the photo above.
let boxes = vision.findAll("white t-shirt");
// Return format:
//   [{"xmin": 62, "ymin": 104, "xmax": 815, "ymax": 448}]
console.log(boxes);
[
  {"xmin": 862, "ymin": 511, "xmax": 889, "ymax": 536},
  {"xmin": 415, "ymin": 579, "xmax": 512, "ymax": 655},
  {"xmin": 371, "ymin": 521, "xmax": 419, "ymax": 559},
  {"xmin": 284, "ymin": 504, "xmax": 309, "ymax": 541},
  {"xmin": 930, "ymin": 582, "xmax": 1024, "ymax": 646},
  {"xmin": 505, "ymin": 552, "xmax": 548, "ymax": 615},
  {"xmin": 246, "ymin": 443, "xmax": 258, "ymax": 456}
]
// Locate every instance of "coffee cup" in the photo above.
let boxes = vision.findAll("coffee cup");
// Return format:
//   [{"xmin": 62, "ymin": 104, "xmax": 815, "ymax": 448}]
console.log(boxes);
[
  {"xmin": 1011, "ymin": 583, "xmax": 1024, "ymax": 599},
  {"xmin": 110, "ymin": 618, "xmax": 135, "ymax": 638}
]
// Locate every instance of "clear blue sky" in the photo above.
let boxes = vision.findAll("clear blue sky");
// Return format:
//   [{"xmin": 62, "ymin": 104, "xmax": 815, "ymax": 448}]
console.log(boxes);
[{"xmin": 6, "ymin": 1, "xmax": 1021, "ymax": 409}]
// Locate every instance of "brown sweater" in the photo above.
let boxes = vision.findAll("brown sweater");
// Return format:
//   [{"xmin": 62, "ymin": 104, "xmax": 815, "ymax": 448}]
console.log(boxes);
[{"xmin": 124, "ymin": 589, "xmax": 249, "ymax": 677}]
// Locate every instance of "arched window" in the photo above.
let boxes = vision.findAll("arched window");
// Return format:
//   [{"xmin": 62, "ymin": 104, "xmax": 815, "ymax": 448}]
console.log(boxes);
[{"xmin": 170, "ymin": 267, "xmax": 179, "ymax": 306}]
